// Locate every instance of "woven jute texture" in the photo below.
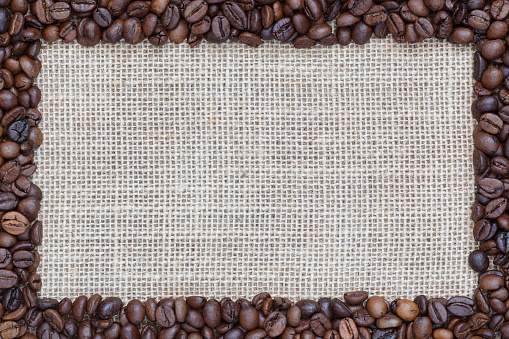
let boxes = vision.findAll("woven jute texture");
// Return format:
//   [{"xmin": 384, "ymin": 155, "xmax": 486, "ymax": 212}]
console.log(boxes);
[{"xmin": 34, "ymin": 39, "xmax": 477, "ymax": 302}]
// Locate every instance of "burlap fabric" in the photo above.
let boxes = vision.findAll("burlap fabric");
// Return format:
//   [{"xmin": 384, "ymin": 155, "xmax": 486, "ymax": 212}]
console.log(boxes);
[{"xmin": 33, "ymin": 38, "xmax": 477, "ymax": 302}]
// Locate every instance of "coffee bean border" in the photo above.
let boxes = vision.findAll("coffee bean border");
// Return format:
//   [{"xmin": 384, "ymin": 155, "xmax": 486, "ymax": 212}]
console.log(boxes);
[{"xmin": 0, "ymin": 0, "xmax": 502, "ymax": 336}]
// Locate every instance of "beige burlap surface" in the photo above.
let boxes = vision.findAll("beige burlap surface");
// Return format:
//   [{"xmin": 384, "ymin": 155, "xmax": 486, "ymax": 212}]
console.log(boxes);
[{"xmin": 33, "ymin": 38, "xmax": 477, "ymax": 302}]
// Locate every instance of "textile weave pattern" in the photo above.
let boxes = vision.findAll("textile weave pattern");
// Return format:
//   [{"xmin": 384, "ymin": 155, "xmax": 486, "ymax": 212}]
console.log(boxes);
[{"xmin": 34, "ymin": 39, "xmax": 477, "ymax": 301}]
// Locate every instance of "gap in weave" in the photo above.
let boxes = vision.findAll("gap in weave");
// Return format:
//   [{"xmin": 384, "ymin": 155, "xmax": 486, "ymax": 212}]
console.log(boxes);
[{"xmin": 34, "ymin": 39, "xmax": 476, "ymax": 301}]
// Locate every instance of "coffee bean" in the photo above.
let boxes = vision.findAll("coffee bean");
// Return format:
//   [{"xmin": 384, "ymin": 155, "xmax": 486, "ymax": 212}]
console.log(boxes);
[
  {"xmin": 352, "ymin": 21, "xmax": 372, "ymax": 44},
  {"xmin": 338, "ymin": 318, "xmax": 358, "ymax": 339},
  {"xmin": 124, "ymin": 17, "xmax": 144, "ymax": 44},
  {"xmin": 348, "ymin": 0, "xmax": 373, "ymax": 16},
  {"xmin": 427, "ymin": 300, "xmax": 448, "ymax": 325},
  {"xmin": 264, "ymin": 311, "xmax": 286, "ymax": 337},
  {"xmin": 156, "ymin": 305, "xmax": 176, "ymax": 327},
  {"xmin": 413, "ymin": 317, "xmax": 432, "ymax": 339},
  {"xmin": 240, "ymin": 307, "xmax": 260, "ymax": 331},
  {"xmin": 395, "ymin": 300, "xmax": 419, "ymax": 322},
  {"xmin": 239, "ymin": 32, "xmax": 262, "ymax": 46},
  {"xmin": 223, "ymin": 2, "xmax": 247, "ymax": 30},
  {"xmin": 367, "ymin": 296, "xmax": 388, "ymax": 319},
  {"xmin": 376, "ymin": 315, "xmax": 402, "ymax": 329},
  {"xmin": 97, "ymin": 297, "xmax": 123, "ymax": 319},
  {"xmin": 446, "ymin": 297, "xmax": 476, "ymax": 317},
  {"xmin": 93, "ymin": 7, "xmax": 112, "ymax": 27},
  {"xmin": 415, "ymin": 17, "xmax": 434, "ymax": 38},
  {"xmin": 303, "ymin": 0, "xmax": 322, "ymax": 20},
  {"xmin": 308, "ymin": 23, "xmax": 331, "ymax": 39},
  {"xmin": 0, "ymin": 269, "xmax": 17, "ymax": 289},
  {"xmin": 203, "ymin": 299, "xmax": 221, "ymax": 328},
  {"xmin": 353, "ymin": 308, "xmax": 375, "ymax": 327},
  {"xmin": 363, "ymin": 5, "xmax": 387, "ymax": 26},
  {"xmin": 0, "ymin": 321, "xmax": 20, "ymax": 339},
  {"xmin": 468, "ymin": 250, "xmax": 489, "ymax": 272},
  {"xmin": 222, "ymin": 299, "xmax": 240, "ymax": 323},
  {"xmin": 272, "ymin": 18, "xmax": 294, "ymax": 41},
  {"xmin": 184, "ymin": 0, "xmax": 208, "ymax": 23},
  {"xmin": 310, "ymin": 313, "xmax": 331, "ymax": 336}
]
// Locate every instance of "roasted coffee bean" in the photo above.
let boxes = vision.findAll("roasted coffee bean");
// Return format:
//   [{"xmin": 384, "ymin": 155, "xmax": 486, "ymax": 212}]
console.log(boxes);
[
  {"xmin": 77, "ymin": 18, "xmax": 101, "ymax": 46},
  {"xmin": 239, "ymin": 32, "xmax": 262, "ymax": 46},
  {"xmin": 353, "ymin": 308, "xmax": 375, "ymax": 327},
  {"xmin": 124, "ymin": 17, "xmax": 144, "ymax": 44},
  {"xmin": 222, "ymin": 299, "xmax": 240, "ymax": 323},
  {"xmin": 96, "ymin": 297, "xmax": 123, "ymax": 319},
  {"xmin": 203, "ymin": 299, "xmax": 221, "ymax": 328},
  {"xmin": 156, "ymin": 305, "xmax": 176, "ymax": 327},
  {"xmin": 303, "ymin": 0, "xmax": 322, "ymax": 20},
  {"xmin": 367, "ymin": 296, "xmax": 388, "ymax": 319},
  {"xmin": 469, "ymin": 9, "xmax": 490, "ymax": 30},
  {"xmin": 376, "ymin": 315, "xmax": 402, "ymax": 329},
  {"xmin": 310, "ymin": 313, "xmax": 331, "ymax": 336},
  {"xmin": 338, "ymin": 318, "xmax": 358, "ymax": 339},
  {"xmin": 223, "ymin": 2, "xmax": 247, "ymax": 30},
  {"xmin": 272, "ymin": 18, "xmax": 294, "ymax": 41},
  {"xmin": 468, "ymin": 250, "xmax": 489, "ymax": 272},
  {"xmin": 348, "ymin": 0, "xmax": 373, "ymax": 16},
  {"xmin": 344, "ymin": 291, "xmax": 368, "ymax": 305},
  {"xmin": 93, "ymin": 7, "xmax": 112, "ymax": 27},
  {"xmin": 184, "ymin": 0, "xmax": 208, "ymax": 23},
  {"xmin": 240, "ymin": 307, "xmax": 260, "ymax": 331},
  {"xmin": 363, "ymin": 5, "xmax": 387, "ymax": 26},
  {"xmin": 352, "ymin": 21, "xmax": 372, "ymax": 44},
  {"xmin": 264, "ymin": 311, "xmax": 286, "ymax": 337},
  {"xmin": 446, "ymin": 297, "xmax": 476, "ymax": 317}
]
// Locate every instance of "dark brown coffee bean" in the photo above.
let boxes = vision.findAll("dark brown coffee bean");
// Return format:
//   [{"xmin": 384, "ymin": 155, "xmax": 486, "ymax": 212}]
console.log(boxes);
[
  {"xmin": 161, "ymin": 4, "xmax": 180, "ymax": 30},
  {"xmin": 264, "ymin": 311, "xmax": 286, "ymax": 337},
  {"xmin": 426, "ymin": 300, "xmax": 447, "ymax": 326},
  {"xmin": 97, "ymin": 297, "xmax": 123, "ymax": 319},
  {"xmin": 348, "ymin": 0, "xmax": 373, "ymax": 16},
  {"xmin": 310, "ymin": 313, "xmax": 331, "ymax": 336},
  {"xmin": 0, "ymin": 270, "xmax": 17, "ymax": 289},
  {"xmin": 415, "ymin": 17, "xmax": 433, "ymax": 37},
  {"xmin": 492, "ymin": 0, "xmax": 509, "ymax": 19},
  {"xmin": 303, "ymin": 0, "xmax": 322, "ymax": 20},
  {"xmin": 336, "ymin": 12, "xmax": 361, "ymax": 27},
  {"xmin": 386, "ymin": 12, "xmax": 404, "ymax": 42},
  {"xmin": 126, "ymin": 299, "xmax": 145, "ymax": 326},
  {"xmin": 223, "ymin": 2, "xmax": 247, "ymax": 29},
  {"xmin": 446, "ymin": 297, "xmax": 475, "ymax": 317},
  {"xmin": 222, "ymin": 299, "xmax": 240, "ymax": 323},
  {"xmin": 452, "ymin": 26, "xmax": 474, "ymax": 44},
  {"xmin": 71, "ymin": 0, "xmax": 96, "ymax": 13},
  {"xmin": 124, "ymin": 17, "xmax": 144, "ymax": 44},
  {"xmin": 308, "ymin": 23, "xmax": 331, "ymax": 39},
  {"xmin": 272, "ymin": 18, "xmax": 294, "ymax": 41},
  {"xmin": 156, "ymin": 305, "xmax": 176, "ymax": 328},
  {"xmin": 77, "ymin": 18, "xmax": 101, "ymax": 46},
  {"xmin": 433, "ymin": 10, "xmax": 452, "ymax": 39},
  {"xmin": 239, "ymin": 32, "xmax": 262, "ymax": 46},
  {"xmin": 468, "ymin": 250, "xmax": 489, "ymax": 272},
  {"xmin": 352, "ymin": 21, "xmax": 372, "ymax": 44},
  {"xmin": 184, "ymin": 0, "xmax": 208, "ymax": 23},
  {"xmin": 363, "ymin": 5, "xmax": 387, "ymax": 25},
  {"xmin": 482, "ymin": 39, "xmax": 506, "ymax": 60},
  {"xmin": 479, "ymin": 177, "xmax": 504, "ymax": 198},
  {"xmin": 203, "ymin": 299, "xmax": 221, "ymax": 328},
  {"xmin": 469, "ymin": 9, "xmax": 490, "ymax": 29}
]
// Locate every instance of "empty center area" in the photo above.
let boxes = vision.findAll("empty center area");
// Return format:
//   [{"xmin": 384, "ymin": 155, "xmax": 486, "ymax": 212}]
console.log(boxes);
[{"xmin": 35, "ymin": 39, "xmax": 475, "ymax": 301}]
